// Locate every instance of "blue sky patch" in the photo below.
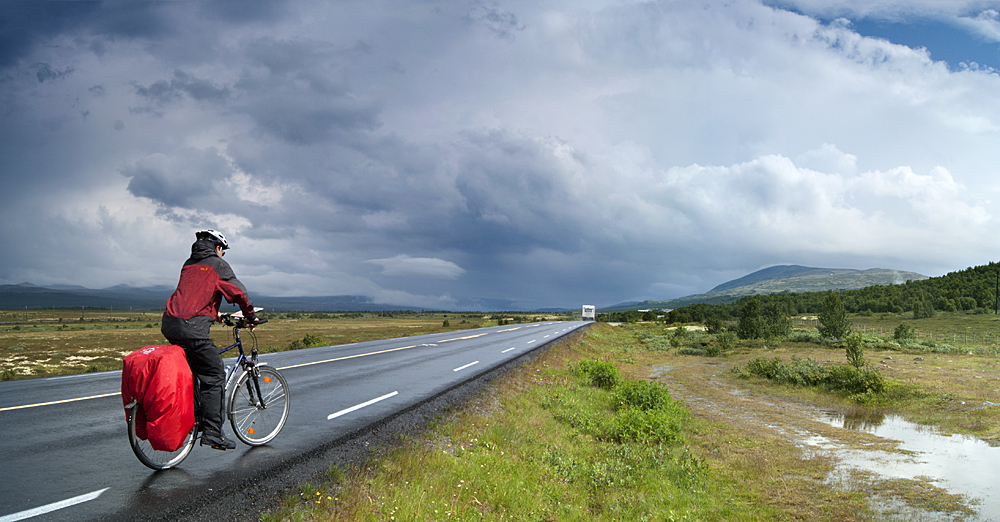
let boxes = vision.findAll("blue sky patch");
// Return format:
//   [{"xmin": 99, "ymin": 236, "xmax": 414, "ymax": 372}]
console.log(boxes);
[{"xmin": 850, "ymin": 17, "xmax": 1000, "ymax": 71}]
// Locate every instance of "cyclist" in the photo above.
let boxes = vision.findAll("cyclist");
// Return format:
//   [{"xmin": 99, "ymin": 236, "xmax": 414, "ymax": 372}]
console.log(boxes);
[{"xmin": 161, "ymin": 230, "xmax": 257, "ymax": 451}]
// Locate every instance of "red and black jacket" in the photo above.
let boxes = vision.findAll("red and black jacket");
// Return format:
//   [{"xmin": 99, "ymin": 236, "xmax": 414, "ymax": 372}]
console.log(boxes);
[{"xmin": 161, "ymin": 239, "xmax": 253, "ymax": 341}]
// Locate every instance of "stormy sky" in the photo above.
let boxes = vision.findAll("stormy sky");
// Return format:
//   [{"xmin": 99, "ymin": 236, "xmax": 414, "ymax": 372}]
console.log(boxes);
[{"xmin": 2, "ymin": 0, "xmax": 1000, "ymax": 310}]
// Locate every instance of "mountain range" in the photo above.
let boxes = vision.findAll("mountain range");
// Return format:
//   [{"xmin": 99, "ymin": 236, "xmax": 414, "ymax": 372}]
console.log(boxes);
[
  {"xmin": 0, "ymin": 283, "xmax": 423, "ymax": 312},
  {"xmin": 601, "ymin": 265, "xmax": 928, "ymax": 312},
  {"xmin": 1, "ymin": 264, "xmax": 928, "ymax": 312}
]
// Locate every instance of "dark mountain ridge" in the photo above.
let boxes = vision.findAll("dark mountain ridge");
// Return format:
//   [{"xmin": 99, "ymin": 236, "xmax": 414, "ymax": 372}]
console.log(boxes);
[
  {"xmin": 0, "ymin": 284, "xmax": 422, "ymax": 312},
  {"xmin": 603, "ymin": 265, "xmax": 928, "ymax": 312}
]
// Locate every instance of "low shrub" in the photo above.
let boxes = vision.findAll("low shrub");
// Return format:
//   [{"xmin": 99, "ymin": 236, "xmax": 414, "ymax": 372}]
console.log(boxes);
[
  {"xmin": 577, "ymin": 359, "xmax": 620, "ymax": 389},
  {"xmin": 894, "ymin": 322, "xmax": 915, "ymax": 341},
  {"xmin": 709, "ymin": 331, "xmax": 737, "ymax": 356},
  {"xmin": 612, "ymin": 379, "xmax": 672, "ymax": 411},
  {"xmin": 787, "ymin": 329, "xmax": 823, "ymax": 343},
  {"xmin": 606, "ymin": 407, "xmax": 685, "ymax": 444},
  {"xmin": 742, "ymin": 356, "xmax": 886, "ymax": 400},
  {"xmin": 634, "ymin": 330, "xmax": 673, "ymax": 351},
  {"xmin": 826, "ymin": 365, "xmax": 887, "ymax": 396},
  {"xmin": 846, "ymin": 333, "xmax": 865, "ymax": 369}
]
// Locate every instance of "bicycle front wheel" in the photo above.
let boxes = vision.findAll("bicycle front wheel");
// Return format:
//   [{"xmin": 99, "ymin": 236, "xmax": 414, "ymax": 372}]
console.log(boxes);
[
  {"xmin": 227, "ymin": 366, "xmax": 290, "ymax": 445},
  {"xmin": 128, "ymin": 403, "xmax": 195, "ymax": 470}
]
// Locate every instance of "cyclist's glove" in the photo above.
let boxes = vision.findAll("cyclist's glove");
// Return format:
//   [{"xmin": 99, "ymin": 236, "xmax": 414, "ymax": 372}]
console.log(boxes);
[{"xmin": 245, "ymin": 310, "xmax": 257, "ymax": 325}]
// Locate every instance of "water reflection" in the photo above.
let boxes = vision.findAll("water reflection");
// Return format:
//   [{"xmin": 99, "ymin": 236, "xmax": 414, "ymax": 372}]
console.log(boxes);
[
  {"xmin": 815, "ymin": 412, "xmax": 1000, "ymax": 521},
  {"xmin": 826, "ymin": 410, "xmax": 886, "ymax": 431}
]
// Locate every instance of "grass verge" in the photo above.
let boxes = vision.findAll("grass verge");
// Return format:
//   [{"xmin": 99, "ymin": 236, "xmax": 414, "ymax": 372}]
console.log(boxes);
[{"xmin": 264, "ymin": 324, "xmax": 883, "ymax": 521}]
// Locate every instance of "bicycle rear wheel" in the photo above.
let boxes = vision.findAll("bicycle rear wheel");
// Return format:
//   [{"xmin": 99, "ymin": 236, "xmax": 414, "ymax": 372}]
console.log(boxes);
[
  {"xmin": 127, "ymin": 403, "xmax": 196, "ymax": 470},
  {"xmin": 228, "ymin": 365, "xmax": 290, "ymax": 445}
]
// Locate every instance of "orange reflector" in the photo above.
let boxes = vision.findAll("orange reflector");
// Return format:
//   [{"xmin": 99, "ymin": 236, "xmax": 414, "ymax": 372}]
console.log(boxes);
[
  {"xmin": 263, "ymin": 376, "xmax": 271, "ymax": 383},
  {"xmin": 248, "ymin": 428, "xmax": 255, "ymax": 435}
]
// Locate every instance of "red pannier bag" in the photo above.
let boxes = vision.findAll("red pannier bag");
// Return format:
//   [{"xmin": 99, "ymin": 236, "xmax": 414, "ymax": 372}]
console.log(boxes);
[{"xmin": 121, "ymin": 345, "xmax": 195, "ymax": 452}]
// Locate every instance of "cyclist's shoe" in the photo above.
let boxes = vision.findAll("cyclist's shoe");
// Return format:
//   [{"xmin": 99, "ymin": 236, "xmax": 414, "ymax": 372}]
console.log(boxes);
[{"xmin": 201, "ymin": 430, "xmax": 236, "ymax": 450}]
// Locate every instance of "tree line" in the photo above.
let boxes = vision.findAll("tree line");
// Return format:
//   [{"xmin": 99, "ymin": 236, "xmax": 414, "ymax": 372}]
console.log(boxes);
[{"xmin": 660, "ymin": 261, "xmax": 1000, "ymax": 326}]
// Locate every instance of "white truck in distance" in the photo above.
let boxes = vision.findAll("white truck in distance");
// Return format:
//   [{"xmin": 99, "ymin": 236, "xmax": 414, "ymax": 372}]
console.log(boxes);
[{"xmin": 582, "ymin": 305, "xmax": 596, "ymax": 321}]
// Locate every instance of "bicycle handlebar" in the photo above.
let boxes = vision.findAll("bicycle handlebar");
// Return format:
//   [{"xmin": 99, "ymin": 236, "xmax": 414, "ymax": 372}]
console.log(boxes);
[{"xmin": 219, "ymin": 312, "xmax": 268, "ymax": 328}]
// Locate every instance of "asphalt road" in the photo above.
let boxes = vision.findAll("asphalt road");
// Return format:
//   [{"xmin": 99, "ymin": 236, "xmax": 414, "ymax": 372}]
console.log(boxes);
[{"xmin": 0, "ymin": 321, "xmax": 589, "ymax": 522}]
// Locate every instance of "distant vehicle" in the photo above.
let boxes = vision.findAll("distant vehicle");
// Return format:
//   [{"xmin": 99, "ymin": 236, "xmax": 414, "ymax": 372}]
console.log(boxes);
[{"xmin": 582, "ymin": 305, "xmax": 596, "ymax": 321}]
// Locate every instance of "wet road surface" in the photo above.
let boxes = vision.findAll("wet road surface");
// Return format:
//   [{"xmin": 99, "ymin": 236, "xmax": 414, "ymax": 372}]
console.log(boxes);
[{"xmin": 0, "ymin": 321, "xmax": 589, "ymax": 521}]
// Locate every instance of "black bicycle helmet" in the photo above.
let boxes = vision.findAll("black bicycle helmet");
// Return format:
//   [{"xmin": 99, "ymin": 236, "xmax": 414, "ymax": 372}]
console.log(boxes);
[{"xmin": 195, "ymin": 229, "xmax": 229, "ymax": 250}]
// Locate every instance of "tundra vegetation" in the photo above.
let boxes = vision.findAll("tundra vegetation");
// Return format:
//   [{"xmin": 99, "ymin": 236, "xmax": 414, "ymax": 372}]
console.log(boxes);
[
  {"xmin": 0, "ymin": 310, "xmax": 570, "ymax": 380},
  {"xmin": 266, "ymin": 316, "xmax": 993, "ymax": 521}
]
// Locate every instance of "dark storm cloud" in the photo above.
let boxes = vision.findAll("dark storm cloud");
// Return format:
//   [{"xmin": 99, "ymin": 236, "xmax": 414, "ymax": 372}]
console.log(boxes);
[
  {"xmin": 0, "ymin": 1, "xmax": 180, "ymax": 68},
  {"xmin": 198, "ymin": 0, "xmax": 291, "ymax": 24},
  {"xmin": 464, "ymin": 5, "xmax": 526, "ymax": 39},
  {"xmin": 132, "ymin": 70, "xmax": 230, "ymax": 110},
  {"xmin": 0, "ymin": 1, "xmax": 99, "ymax": 68},
  {"xmin": 122, "ymin": 148, "xmax": 234, "ymax": 209},
  {"xmin": 234, "ymin": 37, "xmax": 381, "ymax": 145},
  {"xmin": 4, "ymin": 0, "xmax": 1000, "ymax": 310},
  {"xmin": 450, "ymin": 131, "xmax": 576, "ymax": 252},
  {"xmin": 0, "ymin": 0, "xmax": 293, "ymax": 69},
  {"xmin": 34, "ymin": 63, "xmax": 74, "ymax": 83}
]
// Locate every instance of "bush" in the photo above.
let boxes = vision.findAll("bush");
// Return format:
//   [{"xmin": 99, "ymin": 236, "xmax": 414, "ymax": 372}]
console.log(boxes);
[
  {"xmin": 826, "ymin": 365, "xmax": 886, "ymax": 395},
  {"xmin": 845, "ymin": 333, "xmax": 864, "ymax": 369},
  {"xmin": 787, "ymin": 329, "xmax": 823, "ymax": 343},
  {"xmin": 607, "ymin": 407, "xmax": 685, "ymax": 444},
  {"xmin": 742, "ymin": 356, "xmax": 886, "ymax": 400},
  {"xmin": 893, "ymin": 322, "xmax": 915, "ymax": 341},
  {"xmin": 744, "ymin": 357, "xmax": 786, "ymax": 381},
  {"xmin": 612, "ymin": 380, "xmax": 672, "ymax": 411},
  {"xmin": 708, "ymin": 331, "xmax": 737, "ymax": 356},
  {"xmin": 577, "ymin": 359, "xmax": 620, "ymax": 389},
  {"xmin": 704, "ymin": 317, "xmax": 723, "ymax": 334},
  {"xmin": 302, "ymin": 334, "xmax": 325, "ymax": 347}
]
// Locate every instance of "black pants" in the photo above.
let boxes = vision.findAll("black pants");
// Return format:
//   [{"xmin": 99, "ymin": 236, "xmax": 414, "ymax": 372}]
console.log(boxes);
[
  {"xmin": 161, "ymin": 314, "xmax": 226, "ymax": 435},
  {"xmin": 175, "ymin": 338, "xmax": 226, "ymax": 435}
]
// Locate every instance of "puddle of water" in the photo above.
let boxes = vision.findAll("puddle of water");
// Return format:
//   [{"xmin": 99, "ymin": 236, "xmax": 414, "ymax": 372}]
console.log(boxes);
[{"xmin": 815, "ymin": 412, "xmax": 1000, "ymax": 521}]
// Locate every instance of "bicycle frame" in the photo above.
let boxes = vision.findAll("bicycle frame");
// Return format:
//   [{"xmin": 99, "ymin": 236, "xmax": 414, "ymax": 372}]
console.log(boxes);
[{"xmin": 218, "ymin": 317, "xmax": 267, "ymax": 410}]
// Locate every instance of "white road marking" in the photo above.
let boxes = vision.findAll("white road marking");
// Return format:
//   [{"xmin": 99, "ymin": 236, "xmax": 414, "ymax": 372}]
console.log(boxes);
[
  {"xmin": 278, "ymin": 345, "xmax": 418, "ymax": 371},
  {"xmin": 0, "ymin": 488, "xmax": 109, "ymax": 522},
  {"xmin": 46, "ymin": 373, "xmax": 96, "ymax": 381},
  {"xmin": 501, "ymin": 347, "xmax": 515, "ymax": 353},
  {"xmin": 453, "ymin": 361, "xmax": 479, "ymax": 372},
  {"xmin": 0, "ymin": 392, "xmax": 119, "ymax": 413},
  {"xmin": 527, "ymin": 340, "xmax": 537, "ymax": 344},
  {"xmin": 328, "ymin": 391, "xmax": 399, "ymax": 420},
  {"xmin": 439, "ymin": 333, "xmax": 489, "ymax": 342}
]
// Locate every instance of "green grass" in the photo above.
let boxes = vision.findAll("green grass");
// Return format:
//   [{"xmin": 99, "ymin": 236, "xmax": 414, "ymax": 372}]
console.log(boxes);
[{"xmin": 263, "ymin": 324, "xmax": 877, "ymax": 521}]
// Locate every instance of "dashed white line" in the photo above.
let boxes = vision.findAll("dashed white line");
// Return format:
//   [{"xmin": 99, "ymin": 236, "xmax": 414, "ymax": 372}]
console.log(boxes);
[
  {"xmin": 328, "ymin": 391, "xmax": 399, "ymax": 420},
  {"xmin": 453, "ymin": 361, "xmax": 480, "ymax": 372},
  {"xmin": 527, "ymin": 340, "xmax": 537, "ymax": 344},
  {"xmin": 501, "ymin": 347, "xmax": 515, "ymax": 353},
  {"xmin": 0, "ymin": 488, "xmax": 109, "ymax": 522}
]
